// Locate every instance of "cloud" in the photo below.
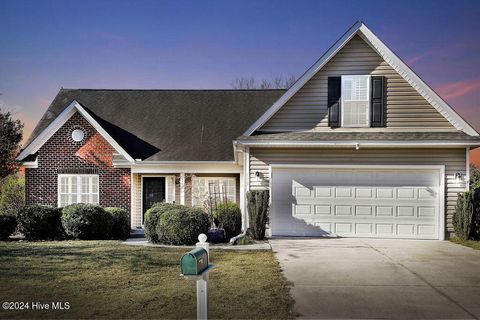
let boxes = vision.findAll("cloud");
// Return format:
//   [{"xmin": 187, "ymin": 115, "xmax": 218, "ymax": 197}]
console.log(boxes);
[
  {"xmin": 405, "ymin": 52, "xmax": 430, "ymax": 66},
  {"xmin": 434, "ymin": 79, "xmax": 480, "ymax": 100}
]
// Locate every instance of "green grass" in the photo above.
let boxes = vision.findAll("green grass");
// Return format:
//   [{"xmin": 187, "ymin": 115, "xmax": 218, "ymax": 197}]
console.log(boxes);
[
  {"xmin": 0, "ymin": 241, "xmax": 294, "ymax": 319},
  {"xmin": 450, "ymin": 237, "xmax": 480, "ymax": 250}
]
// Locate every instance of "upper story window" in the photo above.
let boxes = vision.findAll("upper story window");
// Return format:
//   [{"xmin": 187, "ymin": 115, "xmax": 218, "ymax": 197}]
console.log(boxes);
[
  {"xmin": 341, "ymin": 75, "xmax": 371, "ymax": 127},
  {"xmin": 58, "ymin": 174, "xmax": 99, "ymax": 207}
]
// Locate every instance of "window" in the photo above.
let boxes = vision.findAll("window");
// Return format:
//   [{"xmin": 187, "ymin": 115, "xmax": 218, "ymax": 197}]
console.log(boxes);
[
  {"xmin": 191, "ymin": 177, "xmax": 236, "ymax": 207},
  {"xmin": 58, "ymin": 174, "xmax": 99, "ymax": 207},
  {"xmin": 341, "ymin": 75, "xmax": 370, "ymax": 127}
]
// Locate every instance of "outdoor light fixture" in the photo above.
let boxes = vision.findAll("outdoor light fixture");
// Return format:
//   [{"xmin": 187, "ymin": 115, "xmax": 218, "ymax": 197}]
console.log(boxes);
[
  {"xmin": 255, "ymin": 171, "xmax": 261, "ymax": 177},
  {"xmin": 455, "ymin": 172, "xmax": 462, "ymax": 182},
  {"xmin": 355, "ymin": 143, "xmax": 360, "ymax": 150}
]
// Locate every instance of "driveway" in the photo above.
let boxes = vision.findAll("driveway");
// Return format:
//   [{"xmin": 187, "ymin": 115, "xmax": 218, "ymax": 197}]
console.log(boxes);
[{"xmin": 270, "ymin": 238, "xmax": 480, "ymax": 319}]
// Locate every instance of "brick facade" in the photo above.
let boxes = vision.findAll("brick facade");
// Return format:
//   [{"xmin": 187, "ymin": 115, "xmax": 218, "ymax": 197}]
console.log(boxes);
[{"xmin": 25, "ymin": 112, "xmax": 131, "ymax": 213}]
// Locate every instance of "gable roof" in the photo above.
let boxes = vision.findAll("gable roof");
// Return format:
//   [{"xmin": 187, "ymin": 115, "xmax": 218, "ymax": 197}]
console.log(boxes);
[
  {"xmin": 20, "ymin": 89, "xmax": 285, "ymax": 162},
  {"xmin": 243, "ymin": 21, "xmax": 479, "ymax": 136}
]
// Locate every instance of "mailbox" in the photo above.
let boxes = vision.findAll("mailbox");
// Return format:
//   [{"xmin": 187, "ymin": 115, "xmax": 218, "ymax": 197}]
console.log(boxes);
[{"xmin": 181, "ymin": 247, "xmax": 209, "ymax": 275}]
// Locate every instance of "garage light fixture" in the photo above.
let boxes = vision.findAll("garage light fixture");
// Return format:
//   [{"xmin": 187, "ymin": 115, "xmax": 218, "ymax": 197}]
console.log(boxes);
[{"xmin": 454, "ymin": 172, "xmax": 462, "ymax": 182}]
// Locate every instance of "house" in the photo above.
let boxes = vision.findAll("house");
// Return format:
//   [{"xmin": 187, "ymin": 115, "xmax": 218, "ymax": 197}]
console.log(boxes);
[{"xmin": 18, "ymin": 21, "xmax": 480, "ymax": 240}]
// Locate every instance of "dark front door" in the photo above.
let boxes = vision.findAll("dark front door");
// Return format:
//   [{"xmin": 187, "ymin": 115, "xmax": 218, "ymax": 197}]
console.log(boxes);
[{"xmin": 143, "ymin": 177, "xmax": 166, "ymax": 223}]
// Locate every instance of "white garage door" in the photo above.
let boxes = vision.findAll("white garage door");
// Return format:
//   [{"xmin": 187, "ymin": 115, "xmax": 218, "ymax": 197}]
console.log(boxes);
[{"xmin": 270, "ymin": 166, "xmax": 442, "ymax": 239}]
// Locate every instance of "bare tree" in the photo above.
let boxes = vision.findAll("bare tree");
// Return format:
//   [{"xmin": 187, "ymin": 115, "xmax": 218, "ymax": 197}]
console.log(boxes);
[{"xmin": 231, "ymin": 75, "xmax": 296, "ymax": 89}]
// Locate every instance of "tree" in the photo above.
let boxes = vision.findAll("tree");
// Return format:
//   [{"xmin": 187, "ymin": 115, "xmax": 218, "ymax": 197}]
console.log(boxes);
[
  {"xmin": 0, "ymin": 174, "xmax": 25, "ymax": 216},
  {"xmin": 0, "ymin": 108, "xmax": 23, "ymax": 179},
  {"xmin": 470, "ymin": 164, "xmax": 480, "ymax": 191},
  {"xmin": 231, "ymin": 75, "xmax": 296, "ymax": 89}
]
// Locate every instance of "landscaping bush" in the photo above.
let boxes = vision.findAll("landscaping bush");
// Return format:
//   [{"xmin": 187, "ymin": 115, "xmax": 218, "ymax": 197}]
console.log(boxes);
[
  {"xmin": 62, "ymin": 204, "xmax": 113, "ymax": 240},
  {"xmin": 470, "ymin": 164, "xmax": 480, "ymax": 191},
  {"xmin": 155, "ymin": 205, "xmax": 210, "ymax": 245},
  {"xmin": 0, "ymin": 215, "xmax": 16, "ymax": 240},
  {"xmin": 0, "ymin": 174, "xmax": 25, "ymax": 216},
  {"xmin": 213, "ymin": 201, "xmax": 242, "ymax": 240},
  {"xmin": 17, "ymin": 205, "xmax": 64, "ymax": 240},
  {"xmin": 453, "ymin": 190, "xmax": 480, "ymax": 240},
  {"xmin": 105, "ymin": 207, "xmax": 130, "ymax": 240},
  {"xmin": 144, "ymin": 203, "xmax": 178, "ymax": 242},
  {"xmin": 247, "ymin": 190, "xmax": 269, "ymax": 240},
  {"xmin": 470, "ymin": 189, "xmax": 480, "ymax": 240}
]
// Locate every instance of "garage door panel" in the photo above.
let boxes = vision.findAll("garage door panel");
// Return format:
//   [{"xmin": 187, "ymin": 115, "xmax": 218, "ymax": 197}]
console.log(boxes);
[{"xmin": 271, "ymin": 167, "xmax": 441, "ymax": 239}]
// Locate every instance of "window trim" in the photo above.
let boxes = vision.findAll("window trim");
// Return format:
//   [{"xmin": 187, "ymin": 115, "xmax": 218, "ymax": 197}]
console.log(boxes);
[
  {"xmin": 191, "ymin": 176, "xmax": 237, "ymax": 207},
  {"xmin": 57, "ymin": 174, "xmax": 99, "ymax": 207},
  {"xmin": 341, "ymin": 75, "xmax": 371, "ymax": 128}
]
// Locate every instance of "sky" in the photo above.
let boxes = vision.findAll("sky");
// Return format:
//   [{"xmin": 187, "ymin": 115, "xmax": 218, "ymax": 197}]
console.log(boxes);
[{"xmin": 1, "ymin": 0, "xmax": 479, "ymax": 163}]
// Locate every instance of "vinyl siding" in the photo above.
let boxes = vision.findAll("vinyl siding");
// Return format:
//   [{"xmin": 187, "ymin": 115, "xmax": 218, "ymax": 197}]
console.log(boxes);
[
  {"xmin": 248, "ymin": 147, "xmax": 467, "ymax": 233},
  {"xmin": 260, "ymin": 35, "xmax": 454, "ymax": 131},
  {"xmin": 131, "ymin": 173, "xmax": 142, "ymax": 228}
]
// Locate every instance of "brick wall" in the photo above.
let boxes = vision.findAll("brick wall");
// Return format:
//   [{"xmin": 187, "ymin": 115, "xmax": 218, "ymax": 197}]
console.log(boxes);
[{"xmin": 25, "ymin": 112, "xmax": 131, "ymax": 213}]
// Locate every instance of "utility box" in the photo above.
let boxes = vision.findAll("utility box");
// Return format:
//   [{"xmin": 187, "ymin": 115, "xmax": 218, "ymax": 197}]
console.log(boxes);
[{"xmin": 181, "ymin": 248, "xmax": 209, "ymax": 275}]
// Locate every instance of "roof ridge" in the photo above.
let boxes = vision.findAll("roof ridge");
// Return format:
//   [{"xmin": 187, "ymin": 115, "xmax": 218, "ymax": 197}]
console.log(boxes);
[{"xmin": 60, "ymin": 88, "xmax": 287, "ymax": 92}]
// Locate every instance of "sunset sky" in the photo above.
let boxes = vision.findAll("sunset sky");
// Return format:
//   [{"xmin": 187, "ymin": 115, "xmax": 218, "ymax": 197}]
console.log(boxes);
[{"xmin": 1, "ymin": 0, "xmax": 479, "ymax": 164}]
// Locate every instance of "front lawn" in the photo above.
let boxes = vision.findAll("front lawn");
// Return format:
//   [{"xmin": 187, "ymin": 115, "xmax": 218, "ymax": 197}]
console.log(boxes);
[
  {"xmin": 0, "ymin": 241, "xmax": 293, "ymax": 319},
  {"xmin": 450, "ymin": 237, "xmax": 480, "ymax": 250}
]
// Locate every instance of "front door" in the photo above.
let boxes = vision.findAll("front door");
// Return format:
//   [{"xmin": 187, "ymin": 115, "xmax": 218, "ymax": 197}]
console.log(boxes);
[{"xmin": 142, "ymin": 177, "xmax": 166, "ymax": 223}]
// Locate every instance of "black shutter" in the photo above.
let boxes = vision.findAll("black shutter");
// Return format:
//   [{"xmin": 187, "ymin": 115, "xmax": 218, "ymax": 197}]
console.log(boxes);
[
  {"xmin": 328, "ymin": 77, "xmax": 341, "ymax": 128},
  {"xmin": 370, "ymin": 76, "xmax": 385, "ymax": 127}
]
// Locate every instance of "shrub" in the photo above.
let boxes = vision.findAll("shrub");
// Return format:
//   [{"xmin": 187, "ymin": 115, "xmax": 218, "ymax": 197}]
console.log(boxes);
[
  {"xmin": 155, "ymin": 205, "xmax": 210, "ymax": 245},
  {"xmin": 0, "ymin": 174, "xmax": 25, "ymax": 216},
  {"xmin": 470, "ymin": 189, "xmax": 480, "ymax": 240},
  {"xmin": 213, "ymin": 201, "xmax": 242, "ymax": 240},
  {"xmin": 470, "ymin": 165, "xmax": 480, "ymax": 191},
  {"xmin": 62, "ymin": 204, "xmax": 113, "ymax": 240},
  {"xmin": 453, "ymin": 191, "xmax": 480, "ymax": 240},
  {"xmin": 17, "ymin": 205, "xmax": 64, "ymax": 240},
  {"xmin": 0, "ymin": 215, "xmax": 16, "ymax": 240},
  {"xmin": 144, "ymin": 203, "xmax": 178, "ymax": 242},
  {"xmin": 247, "ymin": 190, "xmax": 269, "ymax": 240},
  {"xmin": 105, "ymin": 207, "xmax": 130, "ymax": 240}
]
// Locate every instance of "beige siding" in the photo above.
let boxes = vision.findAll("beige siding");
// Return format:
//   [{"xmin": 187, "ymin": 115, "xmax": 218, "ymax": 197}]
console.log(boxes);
[
  {"xmin": 249, "ymin": 147, "xmax": 467, "ymax": 233},
  {"xmin": 261, "ymin": 35, "xmax": 454, "ymax": 131},
  {"xmin": 131, "ymin": 173, "xmax": 142, "ymax": 228}
]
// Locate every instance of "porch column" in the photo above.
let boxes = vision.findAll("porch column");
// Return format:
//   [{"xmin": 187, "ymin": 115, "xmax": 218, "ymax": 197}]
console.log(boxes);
[{"xmin": 180, "ymin": 173, "xmax": 185, "ymax": 205}]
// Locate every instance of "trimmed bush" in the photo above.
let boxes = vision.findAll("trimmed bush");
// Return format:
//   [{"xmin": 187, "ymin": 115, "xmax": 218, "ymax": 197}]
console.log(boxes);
[
  {"xmin": 0, "ymin": 175, "xmax": 25, "ymax": 217},
  {"xmin": 62, "ymin": 204, "xmax": 113, "ymax": 240},
  {"xmin": 17, "ymin": 205, "xmax": 64, "ymax": 240},
  {"xmin": 247, "ymin": 190, "xmax": 269, "ymax": 240},
  {"xmin": 155, "ymin": 205, "xmax": 210, "ymax": 245},
  {"xmin": 213, "ymin": 201, "xmax": 242, "ymax": 240},
  {"xmin": 144, "ymin": 203, "xmax": 178, "ymax": 242},
  {"xmin": 105, "ymin": 207, "xmax": 130, "ymax": 240},
  {"xmin": 0, "ymin": 215, "xmax": 17, "ymax": 240}
]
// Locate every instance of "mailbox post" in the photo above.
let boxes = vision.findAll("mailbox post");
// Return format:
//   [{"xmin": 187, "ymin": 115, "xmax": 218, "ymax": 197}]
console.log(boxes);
[{"xmin": 181, "ymin": 234, "xmax": 214, "ymax": 320}]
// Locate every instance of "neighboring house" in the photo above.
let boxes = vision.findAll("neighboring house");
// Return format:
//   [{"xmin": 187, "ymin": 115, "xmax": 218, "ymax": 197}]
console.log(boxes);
[{"xmin": 18, "ymin": 21, "xmax": 480, "ymax": 240}]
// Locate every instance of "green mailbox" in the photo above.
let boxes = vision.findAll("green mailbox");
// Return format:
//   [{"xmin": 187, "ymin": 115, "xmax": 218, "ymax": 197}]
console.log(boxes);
[{"xmin": 181, "ymin": 247, "xmax": 209, "ymax": 275}]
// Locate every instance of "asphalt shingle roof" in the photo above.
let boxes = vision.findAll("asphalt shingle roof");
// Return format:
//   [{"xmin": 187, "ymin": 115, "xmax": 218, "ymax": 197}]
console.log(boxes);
[
  {"xmin": 27, "ymin": 89, "xmax": 285, "ymax": 161},
  {"xmin": 237, "ymin": 131, "xmax": 480, "ymax": 142}
]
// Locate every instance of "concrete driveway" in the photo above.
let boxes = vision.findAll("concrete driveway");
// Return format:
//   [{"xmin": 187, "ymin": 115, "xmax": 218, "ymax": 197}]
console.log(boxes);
[{"xmin": 270, "ymin": 238, "xmax": 480, "ymax": 319}]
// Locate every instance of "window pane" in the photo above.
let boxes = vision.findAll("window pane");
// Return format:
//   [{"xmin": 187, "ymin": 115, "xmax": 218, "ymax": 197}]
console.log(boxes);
[
  {"xmin": 70, "ymin": 177, "xmax": 77, "ymax": 193},
  {"xmin": 81, "ymin": 194, "xmax": 89, "ymax": 203}
]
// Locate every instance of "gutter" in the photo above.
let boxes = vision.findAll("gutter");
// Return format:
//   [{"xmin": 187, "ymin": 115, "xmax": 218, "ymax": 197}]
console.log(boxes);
[{"xmin": 234, "ymin": 140, "xmax": 480, "ymax": 148}]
